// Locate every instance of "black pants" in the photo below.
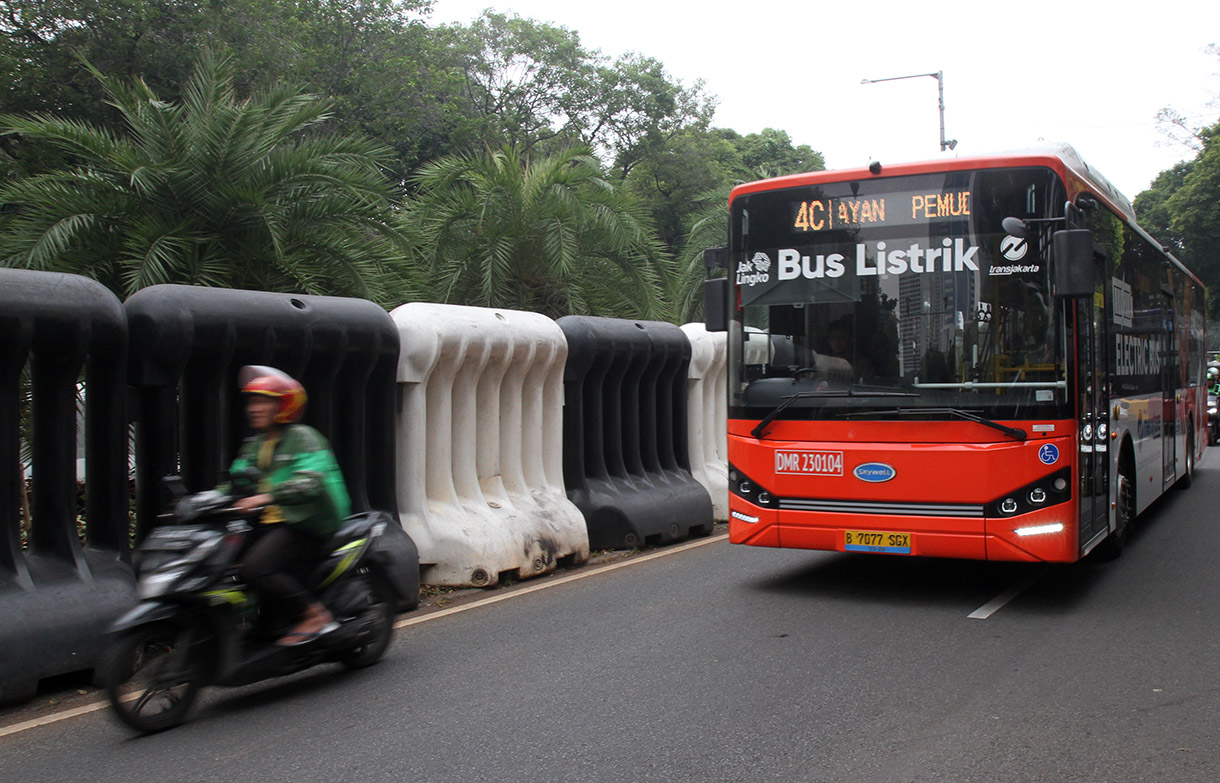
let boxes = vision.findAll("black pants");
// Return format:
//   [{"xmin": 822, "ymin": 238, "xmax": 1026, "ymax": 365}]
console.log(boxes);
[{"xmin": 239, "ymin": 525, "xmax": 326, "ymax": 618}]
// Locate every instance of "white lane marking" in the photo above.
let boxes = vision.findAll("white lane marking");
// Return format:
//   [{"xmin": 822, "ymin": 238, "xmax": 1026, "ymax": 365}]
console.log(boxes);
[
  {"xmin": 0, "ymin": 533, "xmax": 729, "ymax": 738},
  {"xmin": 0, "ymin": 700, "xmax": 111, "ymax": 739},
  {"xmin": 968, "ymin": 568, "xmax": 1046, "ymax": 619}
]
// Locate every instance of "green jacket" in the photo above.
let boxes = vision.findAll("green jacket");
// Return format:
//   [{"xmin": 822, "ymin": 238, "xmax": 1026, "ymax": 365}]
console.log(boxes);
[{"xmin": 225, "ymin": 424, "xmax": 351, "ymax": 539}]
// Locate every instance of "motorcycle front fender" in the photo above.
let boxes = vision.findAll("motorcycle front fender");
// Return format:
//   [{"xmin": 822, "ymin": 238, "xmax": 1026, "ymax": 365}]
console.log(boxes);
[{"xmin": 106, "ymin": 601, "xmax": 181, "ymax": 635}]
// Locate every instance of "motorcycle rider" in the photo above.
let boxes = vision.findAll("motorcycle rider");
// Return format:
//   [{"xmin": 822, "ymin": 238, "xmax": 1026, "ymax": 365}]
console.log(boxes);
[{"xmin": 227, "ymin": 366, "xmax": 350, "ymax": 646}]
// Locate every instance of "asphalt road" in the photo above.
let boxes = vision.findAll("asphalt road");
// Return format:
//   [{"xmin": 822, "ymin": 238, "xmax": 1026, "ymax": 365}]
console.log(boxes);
[{"xmin": 3, "ymin": 452, "xmax": 1219, "ymax": 782}]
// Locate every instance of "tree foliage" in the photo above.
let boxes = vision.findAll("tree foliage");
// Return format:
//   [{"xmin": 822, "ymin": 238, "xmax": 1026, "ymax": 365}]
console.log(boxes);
[
  {"xmin": 1137, "ymin": 121, "xmax": 1220, "ymax": 318},
  {"xmin": 0, "ymin": 0, "xmax": 461, "ymax": 179},
  {"xmin": 0, "ymin": 55, "xmax": 404, "ymax": 300},
  {"xmin": 646, "ymin": 126, "xmax": 827, "ymax": 324},
  {"xmin": 0, "ymin": 1, "xmax": 827, "ymax": 321},
  {"xmin": 448, "ymin": 11, "xmax": 715, "ymax": 169},
  {"xmin": 405, "ymin": 145, "xmax": 667, "ymax": 319}
]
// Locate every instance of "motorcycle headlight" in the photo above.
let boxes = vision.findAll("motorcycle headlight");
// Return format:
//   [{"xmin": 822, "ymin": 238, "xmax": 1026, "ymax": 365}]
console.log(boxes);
[{"xmin": 138, "ymin": 566, "xmax": 188, "ymax": 600}]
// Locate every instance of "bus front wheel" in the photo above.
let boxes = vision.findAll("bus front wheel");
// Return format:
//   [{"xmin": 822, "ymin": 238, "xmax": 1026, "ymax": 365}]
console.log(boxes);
[{"xmin": 1098, "ymin": 468, "xmax": 1134, "ymax": 560}]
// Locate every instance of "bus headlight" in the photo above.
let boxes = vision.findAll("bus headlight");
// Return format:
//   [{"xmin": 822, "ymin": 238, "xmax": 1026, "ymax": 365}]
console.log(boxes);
[
  {"xmin": 987, "ymin": 467, "xmax": 1072, "ymax": 518},
  {"xmin": 1014, "ymin": 523, "xmax": 1065, "ymax": 537},
  {"xmin": 729, "ymin": 464, "xmax": 778, "ymax": 509}
]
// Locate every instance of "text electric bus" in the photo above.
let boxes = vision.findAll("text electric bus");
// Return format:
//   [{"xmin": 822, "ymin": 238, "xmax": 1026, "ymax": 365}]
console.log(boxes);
[{"xmin": 705, "ymin": 145, "xmax": 1206, "ymax": 562}]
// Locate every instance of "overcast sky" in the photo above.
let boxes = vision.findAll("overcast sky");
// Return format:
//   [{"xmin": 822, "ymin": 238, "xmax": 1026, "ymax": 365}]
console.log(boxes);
[{"xmin": 428, "ymin": 0, "xmax": 1220, "ymax": 200}]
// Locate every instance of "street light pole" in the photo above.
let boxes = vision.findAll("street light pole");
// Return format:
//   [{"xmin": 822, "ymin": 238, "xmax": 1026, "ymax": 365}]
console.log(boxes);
[{"xmin": 860, "ymin": 71, "xmax": 958, "ymax": 152}]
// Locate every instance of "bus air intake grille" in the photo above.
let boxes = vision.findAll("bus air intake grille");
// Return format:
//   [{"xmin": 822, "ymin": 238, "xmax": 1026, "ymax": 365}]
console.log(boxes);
[{"xmin": 778, "ymin": 499, "xmax": 985, "ymax": 517}]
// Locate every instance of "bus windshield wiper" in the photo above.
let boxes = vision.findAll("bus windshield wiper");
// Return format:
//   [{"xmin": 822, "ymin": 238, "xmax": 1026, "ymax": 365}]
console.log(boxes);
[
  {"xmin": 842, "ymin": 406, "xmax": 1027, "ymax": 441},
  {"xmin": 750, "ymin": 387, "xmax": 919, "ymax": 439}
]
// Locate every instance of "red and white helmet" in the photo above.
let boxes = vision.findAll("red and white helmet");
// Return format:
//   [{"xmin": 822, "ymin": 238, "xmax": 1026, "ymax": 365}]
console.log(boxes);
[{"xmin": 238, "ymin": 365, "xmax": 307, "ymax": 424}]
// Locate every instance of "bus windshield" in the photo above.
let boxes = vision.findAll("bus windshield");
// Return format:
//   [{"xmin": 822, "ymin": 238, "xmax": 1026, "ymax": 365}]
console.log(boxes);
[{"xmin": 729, "ymin": 167, "xmax": 1071, "ymax": 422}]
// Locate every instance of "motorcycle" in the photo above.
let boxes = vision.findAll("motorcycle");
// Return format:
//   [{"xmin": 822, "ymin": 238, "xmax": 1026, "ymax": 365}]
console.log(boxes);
[
  {"xmin": 1209, "ymin": 391, "xmax": 1219, "ymax": 446},
  {"xmin": 101, "ymin": 486, "xmax": 416, "ymax": 733}
]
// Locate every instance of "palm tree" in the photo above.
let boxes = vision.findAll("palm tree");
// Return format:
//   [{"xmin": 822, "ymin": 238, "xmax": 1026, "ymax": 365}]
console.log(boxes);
[
  {"xmin": 404, "ymin": 145, "xmax": 668, "ymax": 320},
  {"xmin": 0, "ymin": 55, "xmax": 404, "ymax": 302},
  {"xmin": 669, "ymin": 185, "xmax": 731, "ymax": 325}
]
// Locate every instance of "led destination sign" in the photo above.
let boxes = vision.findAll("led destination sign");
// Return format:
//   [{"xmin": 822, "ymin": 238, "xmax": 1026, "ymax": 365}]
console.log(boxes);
[{"xmin": 791, "ymin": 189, "xmax": 973, "ymax": 233}]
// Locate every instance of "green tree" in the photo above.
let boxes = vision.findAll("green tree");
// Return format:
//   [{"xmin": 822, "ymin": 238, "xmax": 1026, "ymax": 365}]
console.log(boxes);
[
  {"xmin": 624, "ymin": 126, "xmax": 741, "ymax": 256},
  {"xmin": 636, "ymin": 126, "xmax": 826, "ymax": 323},
  {"xmin": 598, "ymin": 53, "xmax": 716, "ymax": 178},
  {"xmin": 449, "ymin": 12, "xmax": 714, "ymax": 165},
  {"xmin": 726, "ymin": 127, "xmax": 826, "ymax": 180},
  {"xmin": 0, "ymin": 55, "xmax": 405, "ymax": 301},
  {"xmin": 250, "ymin": 0, "xmax": 473, "ymax": 180},
  {"xmin": 0, "ymin": 0, "xmax": 465, "ymax": 180},
  {"xmin": 1134, "ymin": 160, "xmax": 1194, "ymax": 256},
  {"xmin": 404, "ymin": 145, "xmax": 667, "ymax": 319},
  {"xmin": 1164, "ymin": 123, "xmax": 1220, "ymax": 317},
  {"xmin": 1144, "ymin": 42, "xmax": 1220, "ymax": 317},
  {"xmin": 0, "ymin": 3, "xmax": 718, "ymax": 182}
]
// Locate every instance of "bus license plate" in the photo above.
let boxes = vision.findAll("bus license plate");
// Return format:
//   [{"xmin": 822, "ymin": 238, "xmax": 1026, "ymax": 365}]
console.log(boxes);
[{"xmin": 844, "ymin": 530, "xmax": 911, "ymax": 554}]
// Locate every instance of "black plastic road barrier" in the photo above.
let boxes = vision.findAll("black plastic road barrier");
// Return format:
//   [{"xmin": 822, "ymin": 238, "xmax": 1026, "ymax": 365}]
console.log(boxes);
[
  {"xmin": 0, "ymin": 270, "xmax": 133, "ymax": 706},
  {"xmin": 558, "ymin": 316, "xmax": 714, "ymax": 549},
  {"xmin": 124, "ymin": 285, "xmax": 418, "ymax": 609}
]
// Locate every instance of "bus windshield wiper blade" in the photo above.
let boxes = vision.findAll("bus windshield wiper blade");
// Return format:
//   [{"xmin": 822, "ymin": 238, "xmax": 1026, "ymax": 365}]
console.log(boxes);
[
  {"xmin": 919, "ymin": 408, "xmax": 1027, "ymax": 441},
  {"xmin": 843, "ymin": 406, "xmax": 1027, "ymax": 441},
  {"xmin": 750, "ymin": 387, "xmax": 919, "ymax": 439}
]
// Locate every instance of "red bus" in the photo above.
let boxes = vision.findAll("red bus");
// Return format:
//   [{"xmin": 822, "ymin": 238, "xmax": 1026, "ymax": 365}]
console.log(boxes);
[{"xmin": 705, "ymin": 145, "xmax": 1207, "ymax": 562}]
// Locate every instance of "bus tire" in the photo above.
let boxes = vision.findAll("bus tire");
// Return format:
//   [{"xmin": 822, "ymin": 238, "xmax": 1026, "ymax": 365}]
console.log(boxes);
[
  {"xmin": 1097, "ymin": 465, "xmax": 1134, "ymax": 560},
  {"xmin": 1178, "ymin": 432, "xmax": 1194, "ymax": 489}
]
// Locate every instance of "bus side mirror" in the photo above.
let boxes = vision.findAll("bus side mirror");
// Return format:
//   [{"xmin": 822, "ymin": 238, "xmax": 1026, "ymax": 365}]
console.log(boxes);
[
  {"xmin": 704, "ymin": 278, "xmax": 729, "ymax": 332},
  {"xmin": 1051, "ymin": 229, "xmax": 1098, "ymax": 299},
  {"xmin": 703, "ymin": 247, "xmax": 730, "ymax": 332}
]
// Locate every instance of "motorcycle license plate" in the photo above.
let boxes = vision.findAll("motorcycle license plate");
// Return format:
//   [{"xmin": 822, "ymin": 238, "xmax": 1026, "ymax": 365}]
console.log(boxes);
[{"xmin": 844, "ymin": 530, "xmax": 912, "ymax": 554}]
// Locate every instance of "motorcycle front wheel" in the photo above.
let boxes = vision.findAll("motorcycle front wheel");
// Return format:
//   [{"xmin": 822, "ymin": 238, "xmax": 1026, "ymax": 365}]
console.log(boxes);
[{"xmin": 101, "ymin": 624, "xmax": 204, "ymax": 733}]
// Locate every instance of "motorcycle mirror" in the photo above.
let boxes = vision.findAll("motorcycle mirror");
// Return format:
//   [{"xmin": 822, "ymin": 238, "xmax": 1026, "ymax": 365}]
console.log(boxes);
[{"xmin": 163, "ymin": 475, "xmax": 189, "ymax": 499}]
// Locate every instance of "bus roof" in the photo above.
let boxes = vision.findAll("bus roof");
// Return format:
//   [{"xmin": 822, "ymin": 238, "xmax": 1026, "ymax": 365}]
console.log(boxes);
[{"xmin": 729, "ymin": 143, "xmax": 1134, "ymax": 220}]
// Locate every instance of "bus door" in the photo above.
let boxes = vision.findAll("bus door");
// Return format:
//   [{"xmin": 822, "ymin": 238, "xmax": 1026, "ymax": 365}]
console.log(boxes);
[
  {"xmin": 1075, "ymin": 283, "xmax": 1109, "ymax": 552},
  {"xmin": 1162, "ymin": 291, "xmax": 1177, "ymax": 489}
]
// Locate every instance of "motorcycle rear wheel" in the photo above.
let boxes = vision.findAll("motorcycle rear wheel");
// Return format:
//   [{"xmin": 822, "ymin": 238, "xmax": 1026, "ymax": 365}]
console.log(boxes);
[{"xmin": 101, "ymin": 624, "xmax": 204, "ymax": 733}]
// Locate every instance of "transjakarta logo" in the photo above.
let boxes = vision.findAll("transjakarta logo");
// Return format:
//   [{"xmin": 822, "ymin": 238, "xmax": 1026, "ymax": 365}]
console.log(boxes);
[
  {"xmin": 989, "ymin": 264, "xmax": 1041, "ymax": 276},
  {"xmin": 736, "ymin": 252, "xmax": 772, "ymax": 286},
  {"xmin": 771, "ymin": 239, "xmax": 980, "ymax": 281}
]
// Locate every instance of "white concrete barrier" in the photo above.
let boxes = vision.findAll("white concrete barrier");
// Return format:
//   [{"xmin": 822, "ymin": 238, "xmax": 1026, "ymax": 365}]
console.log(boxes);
[
  {"xmin": 681, "ymin": 323, "xmax": 728, "ymax": 521},
  {"xmin": 392, "ymin": 303, "xmax": 589, "ymax": 587}
]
